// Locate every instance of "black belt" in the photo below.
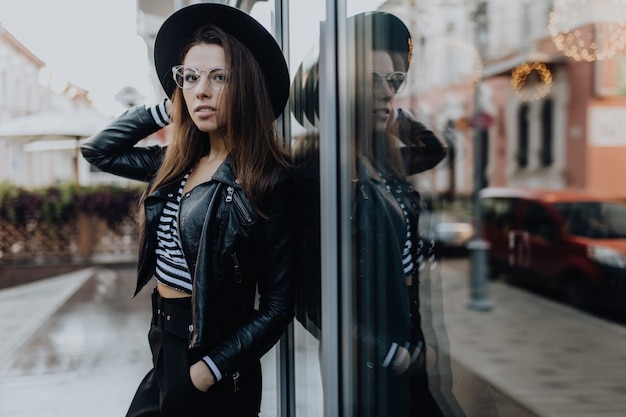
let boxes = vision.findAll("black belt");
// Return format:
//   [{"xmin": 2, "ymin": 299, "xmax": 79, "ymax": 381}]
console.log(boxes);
[{"xmin": 151, "ymin": 289, "xmax": 193, "ymax": 340}]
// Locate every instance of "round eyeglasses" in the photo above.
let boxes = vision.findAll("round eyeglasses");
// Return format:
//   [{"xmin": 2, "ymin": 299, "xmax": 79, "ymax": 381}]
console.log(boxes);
[
  {"xmin": 172, "ymin": 65, "xmax": 229, "ymax": 91},
  {"xmin": 372, "ymin": 71, "xmax": 407, "ymax": 93}
]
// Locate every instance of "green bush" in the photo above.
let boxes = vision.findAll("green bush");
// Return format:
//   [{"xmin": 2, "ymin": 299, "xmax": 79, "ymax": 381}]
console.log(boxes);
[{"xmin": 0, "ymin": 181, "xmax": 144, "ymax": 229}]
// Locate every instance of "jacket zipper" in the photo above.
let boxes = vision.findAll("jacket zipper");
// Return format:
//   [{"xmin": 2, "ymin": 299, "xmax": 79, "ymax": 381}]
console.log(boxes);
[
  {"xmin": 225, "ymin": 185, "xmax": 234, "ymax": 202},
  {"xmin": 359, "ymin": 184, "xmax": 369, "ymax": 200},
  {"xmin": 213, "ymin": 186, "xmax": 232, "ymax": 270},
  {"xmin": 225, "ymin": 185, "xmax": 253, "ymax": 224},
  {"xmin": 231, "ymin": 252, "xmax": 242, "ymax": 283},
  {"xmin": 232, "ymin": 371, "xmax": 240, "ymax": 392}
]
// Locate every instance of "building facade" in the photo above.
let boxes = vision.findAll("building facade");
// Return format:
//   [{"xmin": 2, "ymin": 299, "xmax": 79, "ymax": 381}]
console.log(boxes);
[
  {"xmin": 392, "ymin": 0, "xmax": 626, "ymax": 197},
  {"xmin": 0, "ymin": 24, "xmax": 46, "ymax": 185},
  {"xmin": 0, "ymin": 23, "xmax": 117, "ymax": 187}
]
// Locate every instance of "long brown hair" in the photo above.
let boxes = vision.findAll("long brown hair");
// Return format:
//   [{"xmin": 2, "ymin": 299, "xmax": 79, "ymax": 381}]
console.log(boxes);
[
  {"xmin": 147, "ymin": 24, "xmax": 289, "ymax": 210},
  {"xmin": 353, "ymin": 71, "xmax": 407, "ymax": 178}
]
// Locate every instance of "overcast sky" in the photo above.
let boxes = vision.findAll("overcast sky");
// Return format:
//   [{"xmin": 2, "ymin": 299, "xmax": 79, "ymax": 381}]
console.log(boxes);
[
  {"xmin": 0, "ymin": 0, "xmax": 154, "ymax": 116},
  {"xmin": 0, "ymin": 0, "xmax": 386, "ymax": 117}
]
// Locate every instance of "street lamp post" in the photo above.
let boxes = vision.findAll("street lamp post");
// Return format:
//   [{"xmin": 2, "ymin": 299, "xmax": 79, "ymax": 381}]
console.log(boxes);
[{"xmin": 467, "ymin": 0, "xmax": 493, "ymax": 311}]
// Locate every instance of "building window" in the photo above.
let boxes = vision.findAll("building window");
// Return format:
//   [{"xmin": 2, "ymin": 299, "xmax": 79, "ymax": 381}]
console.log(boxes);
[
  {"xmin": 14, "ymin": 77, "xmax": 23, "ymax": 115},
  {"xmin": 0, "ymin": 70, "xmax": 6, "ymax": 111},
  {"xmin": 517, "ymin": 104, "xmax": 529, "ymax": 168},
  {"xmin": 541, "ymin": 99, "xmax": 554, "ymax": 167}
]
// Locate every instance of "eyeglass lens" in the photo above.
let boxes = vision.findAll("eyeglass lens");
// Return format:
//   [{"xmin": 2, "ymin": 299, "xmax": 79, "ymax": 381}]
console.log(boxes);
[
  {"xmin": 372, "ymin": 71, "xmax": 406, "ymax": 93},
  {"xmin": 173, "ymin": 65, "xmax": 228, "ymax": 91}
]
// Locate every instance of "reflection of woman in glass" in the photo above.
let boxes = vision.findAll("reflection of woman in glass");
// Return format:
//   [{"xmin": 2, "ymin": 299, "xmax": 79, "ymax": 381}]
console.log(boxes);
[
  {"xmin": 350, "ymin": 12, "xmax": 449, "ymax": 417},
  {"xmin": 292, "ymin": 11, "xmax": 458, "ymax": 417}
]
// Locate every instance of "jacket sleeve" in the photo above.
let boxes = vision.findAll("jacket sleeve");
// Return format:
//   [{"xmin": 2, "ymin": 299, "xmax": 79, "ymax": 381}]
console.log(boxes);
[
  {"xmin": 80, "ymin": 103, "xmax": 168, "ymax": 182},
  {"xmin": 204, "ymin": 170, "xmax": 296, "ymax": 376},
  {"xmin": 396, "ymin": 108, "xmax": 448, "ymax": 175}
]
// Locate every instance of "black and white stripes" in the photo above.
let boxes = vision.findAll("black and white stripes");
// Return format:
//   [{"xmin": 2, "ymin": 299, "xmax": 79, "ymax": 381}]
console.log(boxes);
[
  {"xmin": 147, "ymin": 99, "xmax": 171, "ymax": 128},
  {"xmin": 155, "ymin": 173, "xmax": 192, "ymax": 294}
]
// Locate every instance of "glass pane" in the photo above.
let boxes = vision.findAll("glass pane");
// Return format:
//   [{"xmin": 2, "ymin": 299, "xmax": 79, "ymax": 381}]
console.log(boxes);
[
  {"xmin": 246, "ymin": 4, "xmax": 279, "ymax": 416},
  {"xmin": 291, "ymin": 2, "xmax": 572, "ymax": 416},
  {"xmin": 289, "ymin": 1, "xmax": 326, "ymax": 416},
  {"xmin": 343, "ymin": 1, "xmax": 466, "ymax": 416}
]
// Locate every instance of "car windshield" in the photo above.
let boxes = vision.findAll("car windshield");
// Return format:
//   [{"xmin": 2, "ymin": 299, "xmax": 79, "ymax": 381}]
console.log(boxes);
[{"xmin": 554, "ymin": 201, "xmax": 626, "ymax": 239}]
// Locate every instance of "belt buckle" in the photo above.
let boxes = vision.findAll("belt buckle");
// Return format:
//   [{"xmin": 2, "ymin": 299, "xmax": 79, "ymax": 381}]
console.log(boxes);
[{"xmin": 152, "ymin": 291, "xmax": 165, "ymax": 327}]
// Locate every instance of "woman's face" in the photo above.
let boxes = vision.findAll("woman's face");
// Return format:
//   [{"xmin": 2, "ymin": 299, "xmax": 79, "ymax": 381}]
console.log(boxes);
[
  {"xmin": 181, "ymin": 43, "xmax": 227, "ymax": 136},
  {"xmin": 371, "ymin": 50, "xmax": 396, "ymax": 133}
]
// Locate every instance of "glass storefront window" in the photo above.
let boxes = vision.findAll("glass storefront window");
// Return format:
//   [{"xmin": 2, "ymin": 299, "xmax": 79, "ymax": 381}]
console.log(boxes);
[
  {"xmin": 288, "ymin": 2, "xmax": 326, "ymax": 416},
  {"xmin": 289, "ymin": 1, "xmax": 464, "ymax": 415},
  {"xmin": 284, "ymin": 1, "xmax": 625, "ymax": 416}
]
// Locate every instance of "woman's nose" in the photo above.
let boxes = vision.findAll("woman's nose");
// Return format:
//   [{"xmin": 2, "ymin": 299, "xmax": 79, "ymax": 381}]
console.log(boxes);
[
  {"xmin": 374, "ymin": 81, "xmax": 394, "ymax": 100},
  {"xmin": 194, "ymin": 75, "xmax": 213, "ymax": 97}
]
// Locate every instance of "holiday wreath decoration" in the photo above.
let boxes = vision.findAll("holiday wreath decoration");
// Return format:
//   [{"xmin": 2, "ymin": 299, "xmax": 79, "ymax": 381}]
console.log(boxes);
[{"xmin": 510, "ymin": 61, "xmax": 553, "ymax": 101}]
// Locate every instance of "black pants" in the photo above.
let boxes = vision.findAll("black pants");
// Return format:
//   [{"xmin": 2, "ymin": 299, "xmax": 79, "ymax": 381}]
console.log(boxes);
[{"xmin": 126, "ymin": 290, "xmax": 262, "ymax": 417}]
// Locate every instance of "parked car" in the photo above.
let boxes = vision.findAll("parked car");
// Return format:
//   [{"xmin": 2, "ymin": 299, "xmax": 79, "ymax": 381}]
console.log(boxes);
[
  {"xmin": 419, "ymin": 207, "xmax": 473, "ymax": 255},
  {"xmin": 480, "ymin": 187, "xmax": 626, "ymax": 311}
]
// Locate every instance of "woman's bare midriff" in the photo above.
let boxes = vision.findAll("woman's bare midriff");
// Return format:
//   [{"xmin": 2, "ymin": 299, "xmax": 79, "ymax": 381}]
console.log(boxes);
[
  {"xmin": 156, "ymin": 281, "xmax": 192, "ymax": 299},
  {"xmin": 406, "ymin": 274, "xmax": 416, "ymax": 286}
]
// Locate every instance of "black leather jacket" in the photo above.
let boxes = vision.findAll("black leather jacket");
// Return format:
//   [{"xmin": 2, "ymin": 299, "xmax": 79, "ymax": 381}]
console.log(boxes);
[
  {"xmin": 80, "ymin": 105, "xmax": 295, "ymax": 380},
  {"xmin": 295, "ymin": 108, "xmax": 446, "ymax": 338}
]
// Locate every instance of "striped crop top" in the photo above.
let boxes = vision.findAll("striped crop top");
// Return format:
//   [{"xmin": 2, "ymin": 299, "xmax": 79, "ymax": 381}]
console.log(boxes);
[{"xmin": 154, "ymin": 172, "xmax": 192, "ymax": 294}]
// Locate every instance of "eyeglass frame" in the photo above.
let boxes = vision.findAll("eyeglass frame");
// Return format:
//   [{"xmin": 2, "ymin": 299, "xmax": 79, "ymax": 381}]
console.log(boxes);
[
  {"xmin": 172, "ymin": 65, "xmax": 229, "ymax": 92},
  {"xmin": 372, "ymin": 70, "xmax": 407, "ymax": 94}
]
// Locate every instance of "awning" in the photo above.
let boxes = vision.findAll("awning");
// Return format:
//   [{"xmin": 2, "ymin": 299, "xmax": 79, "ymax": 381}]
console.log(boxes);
[{"xmin": 483, "ymin": 51, "xmax": 566, "ymax": 78}]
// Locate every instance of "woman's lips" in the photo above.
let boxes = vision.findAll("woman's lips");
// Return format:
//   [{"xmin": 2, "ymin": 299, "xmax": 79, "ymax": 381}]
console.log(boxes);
[
  {"xmin": 194, "ymin": 105, "xmax": 216, "ymax": 117},
  {"xmin": 373, "ymin": 107, "xmax": 390, "ymax": 121}
]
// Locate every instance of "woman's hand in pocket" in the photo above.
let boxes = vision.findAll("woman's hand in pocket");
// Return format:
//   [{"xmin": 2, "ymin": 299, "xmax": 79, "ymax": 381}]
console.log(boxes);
[
  {"xmin": 391, "ymin": 346, "xmax": 411, "ymax": 375},
  {"xmin": 189, "ymin": 361, "xmax": 215, "ymax": 392}
]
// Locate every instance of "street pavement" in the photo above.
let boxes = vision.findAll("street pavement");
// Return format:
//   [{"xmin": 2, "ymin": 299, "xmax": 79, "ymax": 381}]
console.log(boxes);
[
  {"xmin": 0, "ymin": 258, "xmax": 624, "ymax": 417},
  {"xmin": 436, "ymin": 258, "xmax": 626, "ymax": 417}
]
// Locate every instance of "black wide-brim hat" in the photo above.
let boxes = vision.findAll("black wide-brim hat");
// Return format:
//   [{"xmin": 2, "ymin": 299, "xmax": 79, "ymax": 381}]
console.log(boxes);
[
  {"xmin": 154, "ymin": 3, "xmax": 289, "ymax": 119},
  {"xmin": 355, "ymin": 11, "xmax": 412, "ymax": 72}
]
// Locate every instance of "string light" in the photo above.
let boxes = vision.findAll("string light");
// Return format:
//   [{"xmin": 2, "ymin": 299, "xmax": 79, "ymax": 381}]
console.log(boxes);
[
  {"xmin": 549, "ymin": 0, "xmax": 626, "ymax": 62},
  {"xmin": 510, "ymin": 62, "xmax": 553, "ymax": 101}
]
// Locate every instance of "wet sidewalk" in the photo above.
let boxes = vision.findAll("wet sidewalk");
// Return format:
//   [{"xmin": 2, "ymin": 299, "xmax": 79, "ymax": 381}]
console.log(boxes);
[
  {"xmin": 438, "ymin": 258, "xmax": 626, "ymax": 417},
  {"xmin": 0, "ymin": 259, "xmax": 624, "ymax": 416},
  {"xmin": 0, "ymin": 266, "xmax": 153, "ymax": 417}
]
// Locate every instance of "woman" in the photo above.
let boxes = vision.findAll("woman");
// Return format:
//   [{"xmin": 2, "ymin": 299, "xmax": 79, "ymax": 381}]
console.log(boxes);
[{"xmin": 80, "ymin": 4, "xmax": 294, "ymax": 417}]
